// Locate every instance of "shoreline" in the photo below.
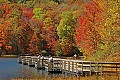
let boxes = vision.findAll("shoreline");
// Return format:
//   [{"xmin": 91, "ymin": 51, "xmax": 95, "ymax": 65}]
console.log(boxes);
[{"xmin": 0, "ymin": 55, "xmax": 19, "ymax": 58}]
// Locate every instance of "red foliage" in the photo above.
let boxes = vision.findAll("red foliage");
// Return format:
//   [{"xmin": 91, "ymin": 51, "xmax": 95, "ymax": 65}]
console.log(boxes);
[
  {"xmin": 76, "ymin": 28, "xmax": 85, "ymax": 44},
  {"xmin": 0, "ymin": 24, "xmax": 6, "ymax": 49},
  {"xmin": 29, "ymin": 32, "xmax": 39, "ymax": 54},
  {"xmin": 75, "ymin": 1, "xmax": 102, "ymax": 56},
  {"xmin": 5, "ymin": 45, "xmax": 12, "ymax": 50},
  {"xmin": 41, "ymin": 25, "xmax": 58, "ymax": 55},
  {"xmin": 2, "ymin": 4, "xmax": 10, "ymax": 18},
  {"xmin": 22, "ymin": 7, "xmax": 34, "ymax": 20},
  {"xmin": 78, "ymin": 17, "xmax": 87, "ymax": 26}
]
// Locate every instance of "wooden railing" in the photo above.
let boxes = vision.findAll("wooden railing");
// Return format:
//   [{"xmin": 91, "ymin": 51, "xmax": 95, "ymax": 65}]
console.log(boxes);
[
  {"xmin": 76, "ymin": 61, "xmax": 120, "ymax": 75},
  {"xmin": 18, "ymin": 56, "xmax": 120, "ymax": 76}
]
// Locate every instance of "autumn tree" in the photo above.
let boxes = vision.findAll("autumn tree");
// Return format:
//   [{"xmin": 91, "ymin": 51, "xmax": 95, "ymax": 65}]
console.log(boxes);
[
  {"xmin": 57, "ymin": 11, "xmax": 81, "ymax": 56},
  {"xmin": 0, "ymin": 4, "xmax": 13, "ymax": 55},
  {"xmin": 43, "ymin": 18, "xmax": 58, "ymax": 55},
  {"xmin": 0, "ymin": 24, "xmax": 6, "ymax": 52},
  {"xmin": 4, "ymin": 4, "xmax": 23, "ymax": 54},
  {"xmin": 0, "ymin": 20, "xmax": 12, "ymax": 55},
  {"xmin": 76, "ymin": 1, "xmax": 103, "ymax": 57},
  {"xmin": 0, "ymin": 4, "xmax": 4, "ymax": 18},
  {"xmin": 32, "ymin": 8, "xmax": 45, "ymax": 21},
  {"xmin": 95, "ymin": 0, "xmax": 120, "ymax": 61},
  {"xmin": 29, "ymin": 31, "xmax": 39, "ymax": 55}
]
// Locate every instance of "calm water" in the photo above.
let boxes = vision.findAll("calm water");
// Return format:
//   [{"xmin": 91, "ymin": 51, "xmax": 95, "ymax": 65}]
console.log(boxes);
[{"xmin": 0, "ymin": 58, "xmax": 60, "ymax": 80}]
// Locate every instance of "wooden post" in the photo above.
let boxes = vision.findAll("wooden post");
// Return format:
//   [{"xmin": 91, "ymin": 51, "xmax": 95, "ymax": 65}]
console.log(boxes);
[
  {"xmin": 68, "ymin": 61, "xmax": 70, "ymax": 72},
  {"xmin": 62, "ymin": 60, "xmax": 64, "ymax": 73},
  {"xmin": 35, "ymin": 59, "xmax": 42, "ymax": 69},
  {"xmin": 60, "ymin": 60, "xmax": 62, "ymax": 71},
  {"xmin": 72, "ymin": 62, "xmax": 74, "ymax": 73},
  {"xmin": 116, "ymin": 64, "xmax": 118, "ymax": 74},
  {"xmin": 18, "ymin": 56, "xmax": 22, "ymax": 63},
  {"xmin": 81, "ymin": 62, "xmax": 83, "ymax": 75},
  {"xmin": 64, "ymin": 61, "xmax": 66, "ymax": 72},
  {"xmin": 76, "ymin": 62, "xmax": 79, "ymax": 76},
  {"xmin": 53, "ymin": 60, "xmax": 55, "ymax": 71},
  {"xmin": 75, "ymin": 62, "xmax": 78, "ymax": 75},
  {"xmin": 90, "ymin": 62, "xmax": 92, "ymax": 76},
  {"xmin": 100, "ymin": 64, "xmax": 103, "ymax": 76},
  {"xmin": 42, "ymin": 59, "xmax": 45, "ymax": 69},
  {"xmin": 28, "ymin": 58, "xmax": 32, "ymax": 66},
  {"xmin": 96, "ymin": 62, "xmax": 99, "ymax": 75},
  {"xmin": 48, "ymin": 61, "xmax": 53, "ymax": 71}
]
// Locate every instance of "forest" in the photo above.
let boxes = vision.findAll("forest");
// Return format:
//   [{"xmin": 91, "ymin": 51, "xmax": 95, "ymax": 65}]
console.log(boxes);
[{"xmin": 0, "ymin": 0, "xmax": 120, "ymax": 61}]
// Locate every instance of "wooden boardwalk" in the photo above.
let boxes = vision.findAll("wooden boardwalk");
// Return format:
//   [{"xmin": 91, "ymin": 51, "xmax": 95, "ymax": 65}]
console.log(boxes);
[{"xmin": 18, "ymin": 56, "xmax": 120, "ymax": 76}]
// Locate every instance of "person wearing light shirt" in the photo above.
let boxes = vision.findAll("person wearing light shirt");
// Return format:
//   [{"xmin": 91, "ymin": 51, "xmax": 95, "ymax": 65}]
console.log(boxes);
[
  {"xmin": 73, "ymin": 54, "xmax": 77, "ymax": 59},
  {"xmin": 49, "ymin": 55, "xmax": 53, "ymax": 63}
]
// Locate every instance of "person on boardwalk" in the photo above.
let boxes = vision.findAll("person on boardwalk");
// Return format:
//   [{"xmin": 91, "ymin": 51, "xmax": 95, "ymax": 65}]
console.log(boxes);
[
  {"xmin": 49, "ymin": 55, "xmax": 53, "ymax": 63},
  {"xmin": 48, "ymin": 55, "xmax": 53, "ymax": 71},
  {"xmin": 38, "ymin": 55, "xmax": 41, "ymax": 61},
  {"xmin": 41, "ymin": 55, "xmax": 44, "ymax": 60},
  {"xmin": 73, "ymin": 54, "xmax": 77, "ymax": 59},
  {"xmin": 41, "ymin": 55, "xmax": 44, "ymax": 66}
]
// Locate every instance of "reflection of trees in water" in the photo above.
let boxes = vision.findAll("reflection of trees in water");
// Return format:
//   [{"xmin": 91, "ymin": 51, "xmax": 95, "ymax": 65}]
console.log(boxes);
[
  {"xmin": 18, "ymin": 66, "xmax": 48, "ymax": 78},
  {"xmin": 10, "ymin": 61, "xmax": 78, "ymax": 79},
  {"xmin": 17, "ymin": 67, "xmax": 34, "ymax": 78},
  {"xmin": 18, "ymin": 67, "xmax": 65, "ymax": 79}
]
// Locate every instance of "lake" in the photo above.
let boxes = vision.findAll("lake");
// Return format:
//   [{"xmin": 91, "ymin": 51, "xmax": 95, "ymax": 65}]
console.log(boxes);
[{"xmin": 0, "ymin": 58, "xmax": 63, "ymax": 80}]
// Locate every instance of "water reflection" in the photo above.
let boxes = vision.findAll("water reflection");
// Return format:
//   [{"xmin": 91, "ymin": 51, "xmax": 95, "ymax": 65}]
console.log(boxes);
[
  {"xmin": 0, "ymin": 58, "xmax": 65, "ymax": 80},
  {"xmin": 0, "ymin": 58, "xmax": 43, "ymax": 79}
]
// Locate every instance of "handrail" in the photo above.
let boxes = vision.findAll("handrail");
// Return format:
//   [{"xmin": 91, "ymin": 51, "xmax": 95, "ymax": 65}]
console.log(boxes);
[{"xmin": 18, "ymin": 56, "xmax": 120, "ymax": 75}]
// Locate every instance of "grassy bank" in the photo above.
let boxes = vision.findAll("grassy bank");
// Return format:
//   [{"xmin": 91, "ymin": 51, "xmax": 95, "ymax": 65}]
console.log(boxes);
[
  {"xmin": 0, "ymin": 55, "xmax": 19, "ymax": 58},
  {"xmin": 11, "ymin": 74, "xmax": 120, "ymax": 80}
]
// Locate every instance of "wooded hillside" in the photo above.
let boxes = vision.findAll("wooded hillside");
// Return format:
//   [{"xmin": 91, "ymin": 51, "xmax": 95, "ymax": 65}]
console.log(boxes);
[{"xmin": 0, "ymin": 0, "xmax": 120, "ymax": 61}]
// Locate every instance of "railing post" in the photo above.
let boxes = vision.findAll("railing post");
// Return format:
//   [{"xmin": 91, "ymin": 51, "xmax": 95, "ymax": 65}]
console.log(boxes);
[
  {"xmin": 72, "ymin": 61, "xmax": 74, "ymax": 73},
  {"xmin": 48, "ymin": 60, "xmax": 53, "ymax": 71},
  {"xmin": 64, "ymin": 61, "xmax": 66, "ymax": 72},
  {"xmin": 68, "ymin": 61, "xmax": 70, "ymax": 73},
  {"xmin": 100, "ymin": 63, "xmax": 103, "ymax": 76},
  {"xmin": 76, "ymin": 62, "xmax": 80, "ymax": 76},
  {"xmin": 116, "ymin": 64, "xmax": 118, "ymax": 74},
  {"xmin": 90, "ymin": 62, "xmax": 92, "ymax": 76},
  {"xmin": 75, "ymin": 62, "xmax": 78, "ymax": 74},
  {"xmin": 81, "ymin": 62, "xmax": 83, "ymax": 75},
  {"xmin": 60, "ymin": 60, "xmax": 62, "ymax": 71},
  {"xmin": 53, "ymin": 60, "xmax": 55, "ymax": 71},
  {"xmin": 96, "ymin": 62, "xmax": 99, "ymax": 75},
  {"xmin": 62, "ymin": 60, "xmax": 64, "ymax": 74}
]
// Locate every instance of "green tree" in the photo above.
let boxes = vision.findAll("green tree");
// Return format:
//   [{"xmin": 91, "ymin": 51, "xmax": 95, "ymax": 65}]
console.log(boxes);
[
  {"xmin": 57, "ymin": 11, "xmax": 79, "ymax": 56},
  {"xmin": 32, "ymin": 8, "xmax": 45, "ymax": 21}
]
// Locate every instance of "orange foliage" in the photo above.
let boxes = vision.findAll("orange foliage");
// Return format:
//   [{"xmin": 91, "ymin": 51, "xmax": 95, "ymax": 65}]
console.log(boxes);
[
  {"xmin": 76, "ymin": 1, "xmax": 102, "ymax": 56},
  {"xmin": 29, "ymin": 32, "xmax": 39, "ymax": 54},
  {"xmin": 0, "ymin": 24, "xmax": 6, "ymax": 47},
  {"xmin": 5, "ymin": 45, "xmax": 12, "ymax": 50}
]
